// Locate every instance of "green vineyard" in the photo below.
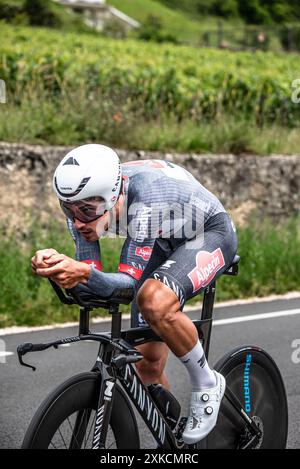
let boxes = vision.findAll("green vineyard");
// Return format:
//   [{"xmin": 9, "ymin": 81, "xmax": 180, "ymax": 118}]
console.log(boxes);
[{"xmin": 1, "ymin": 23, "xmax": 299, "ymax": 125}]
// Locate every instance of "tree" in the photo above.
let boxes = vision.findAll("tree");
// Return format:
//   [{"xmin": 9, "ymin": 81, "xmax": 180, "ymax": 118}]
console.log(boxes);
[
  {"xmin": 157, "ymin": 0, "xmax": 300, "ymax": 23},
  {"xmin": 138, "ymin": 15, "xmax": 178, "ymax": 43},
  {"xmin": 238, "ymin": 0, "xmax": 272, "ymax": 24},
  {"xmin": 24, "ymin": 0, "xmax": 59, "ymax": 27},
  {"xmin": 211, "ymin": 0, "xmax": 239, "ymax": 19}
]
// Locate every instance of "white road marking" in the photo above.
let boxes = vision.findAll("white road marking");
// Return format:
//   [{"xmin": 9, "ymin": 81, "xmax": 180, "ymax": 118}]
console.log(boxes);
[
  {"xmin": 0, "ymin": 317, "xmax": 132, "ymax": 336},
  {"xmin": 213, "ymin": 308, "xmax": 300, "ymax": 326},
  {"xmin": 0, "ymin": 311, "xmax": 299, "ymax": 361},
  {"xmin": 0, "ymin": 351, "xmax": 14, "ymax": 358},
  {"xmin": 1, "ymin": 293, "xmax": 300, "ymax": 336},
  {"xmin": 186, "ymin": 291, "xmax": 300, "ymax": 312}
]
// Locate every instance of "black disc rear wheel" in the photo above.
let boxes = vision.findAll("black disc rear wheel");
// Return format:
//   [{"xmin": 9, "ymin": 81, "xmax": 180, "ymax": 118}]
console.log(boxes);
[{"xmin": 205, "ymin": 346, "xmax": 288, "ymax": 449}]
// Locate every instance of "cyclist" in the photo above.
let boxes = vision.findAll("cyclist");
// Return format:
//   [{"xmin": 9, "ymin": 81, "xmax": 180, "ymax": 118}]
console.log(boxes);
[{"xmin": 32, "ymin": 144, "xmax": 238, "ymax": 444}]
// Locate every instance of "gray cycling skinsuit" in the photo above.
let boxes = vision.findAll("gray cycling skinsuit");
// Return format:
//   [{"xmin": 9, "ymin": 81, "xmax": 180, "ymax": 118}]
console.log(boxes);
[
  {"xmin": 130, "ymin": 211, "xmax": 237, "ymax": 327},
  {"xmin": 67, "ymin": 160, "xmax": 238, "ymax": 326}
]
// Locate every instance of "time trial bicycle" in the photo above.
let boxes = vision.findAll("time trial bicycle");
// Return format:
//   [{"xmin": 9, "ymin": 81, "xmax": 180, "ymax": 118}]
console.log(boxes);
[{"xmin": 18, "ymin": 255, "xmax": 288, "ymax": 449}]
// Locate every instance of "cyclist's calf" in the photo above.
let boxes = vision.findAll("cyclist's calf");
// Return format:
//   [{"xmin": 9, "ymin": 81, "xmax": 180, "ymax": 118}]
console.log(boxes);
[{"xmin": 135, "ymin": 342, "xmax": 169, "ymax": 387}]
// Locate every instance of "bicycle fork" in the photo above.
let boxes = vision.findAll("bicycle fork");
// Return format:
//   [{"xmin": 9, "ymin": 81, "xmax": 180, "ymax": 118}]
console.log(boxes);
[
  {"xmin": 88, "ymin": 342, "xmax": 145, "ymax": 450},
  {"xmin": 91, "ymin": 363, "xmax": 117, "ymax": 450}
]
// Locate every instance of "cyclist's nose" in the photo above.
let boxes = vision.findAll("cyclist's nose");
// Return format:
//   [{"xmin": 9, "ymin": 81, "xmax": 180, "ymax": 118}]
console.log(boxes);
[{"xmin": 74, "ymin": 218, "xmax": 87, "ymax": 230}]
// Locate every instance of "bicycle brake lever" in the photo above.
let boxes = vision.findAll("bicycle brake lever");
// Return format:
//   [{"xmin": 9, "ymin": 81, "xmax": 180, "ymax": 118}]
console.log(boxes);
[
  {"xmin": 17, "ymin": 344, "xmax": 36, "ymax": 372},
  {"xmin": 17, "ymin": 342, "xmax": 58, "ymax": 372}
]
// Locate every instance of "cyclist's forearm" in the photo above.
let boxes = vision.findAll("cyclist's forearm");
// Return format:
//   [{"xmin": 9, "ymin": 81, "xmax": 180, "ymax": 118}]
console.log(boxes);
[{"xmin": 84, "ymin": 269, "xmax": 137, "ymax": 298}]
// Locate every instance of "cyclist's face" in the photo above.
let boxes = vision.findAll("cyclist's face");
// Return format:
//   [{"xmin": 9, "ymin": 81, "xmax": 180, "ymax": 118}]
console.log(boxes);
[
  {"xmin": 74, "ymin": 211, "xmax": 111, "ymax": 241},
  {"xmin": 66, "ymin": 193, "xmax": 125, "ymax": 241},
  {"xmin": 60, "ymin": 197, "xmax": 110, "ymax": 241}
]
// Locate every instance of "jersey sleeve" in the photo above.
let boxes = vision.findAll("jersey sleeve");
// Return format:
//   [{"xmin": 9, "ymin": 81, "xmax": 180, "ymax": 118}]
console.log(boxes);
[
  {"xmin": 118, "ymin": 236, "xmax": 156, "ymax": 280},
  {"xmin": 66, "ymin": 218, "xmax": 137, "ymax": 298},
  {"xmin": 118, "ymin": 198, "xmax": 159, "ymax": 280},
  {"xmin": 66, "ymin": 218, "xmax": 103, "ymax": 272}
]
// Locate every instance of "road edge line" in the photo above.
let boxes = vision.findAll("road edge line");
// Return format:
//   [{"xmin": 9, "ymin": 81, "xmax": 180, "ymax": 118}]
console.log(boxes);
[{"xmin": 1, "ymin": 291, "xmax": 300, "ymax": 336}]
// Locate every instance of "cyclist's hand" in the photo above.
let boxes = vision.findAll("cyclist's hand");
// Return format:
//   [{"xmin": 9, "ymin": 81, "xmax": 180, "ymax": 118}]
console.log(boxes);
[
  {"xmin": 31, "ymin": 249, "xmax": 59, "ymax": 274},
  {"xmin": 35, "ymin": 254, "xmax": 91, "ymax": 289}
]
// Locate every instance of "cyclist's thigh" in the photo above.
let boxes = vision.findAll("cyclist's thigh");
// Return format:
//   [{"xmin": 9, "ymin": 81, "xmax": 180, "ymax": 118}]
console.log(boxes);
[
  {"xmin": 131, "ymin": 239, "xmax": 172, "ymax": 327},
  {"xmin": 148, "ymin": 213, "xmax": 238, "ymax": 308}
]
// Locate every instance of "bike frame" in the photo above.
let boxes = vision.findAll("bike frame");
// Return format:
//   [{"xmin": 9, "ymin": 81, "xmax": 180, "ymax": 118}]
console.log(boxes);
[
  {"xmin": 63, "ymin": 289, "xmax": 213, "ymax": 450},
  {"xmin": 18, "ymin": 269, "xmax": 262, "ymax": 449}
]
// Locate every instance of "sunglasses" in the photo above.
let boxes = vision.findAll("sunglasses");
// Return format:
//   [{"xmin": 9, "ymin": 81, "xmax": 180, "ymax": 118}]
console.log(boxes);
[{"xmin": 60, "ymin": 199, "xmax": 107, "ymax": 224}]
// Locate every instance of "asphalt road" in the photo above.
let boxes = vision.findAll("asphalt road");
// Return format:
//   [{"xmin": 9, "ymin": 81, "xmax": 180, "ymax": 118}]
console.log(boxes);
[{"xmin": 0, "ymin": 297, "xmax": 300, "ymax": 449}]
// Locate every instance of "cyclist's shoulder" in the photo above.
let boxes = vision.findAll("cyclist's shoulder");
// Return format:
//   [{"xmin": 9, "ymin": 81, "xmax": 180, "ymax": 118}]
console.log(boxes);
[
  {"xmin": 122, "ymin": 159, "xmax": 195, "ymax": 189},
  {"xmin": 122, "ymin": 161, "xmax": 162, "ymax": 201},
  {"xmin": 122, "ymin": 159, "xmax": 167, "ymax": 177},
  {"xmin": 122, "ymin": 159, "xmax": 186, "ymax": 172}
]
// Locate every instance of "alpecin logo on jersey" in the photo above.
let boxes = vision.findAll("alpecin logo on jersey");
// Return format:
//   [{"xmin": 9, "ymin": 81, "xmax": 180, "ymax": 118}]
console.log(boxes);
[
  {"xmin": 135, "ymin": 246, "xmax": 152, "ymax": 261},
  {"xmin": 188, "ymin": 248, "xmax": 225, "ymax": 293}
]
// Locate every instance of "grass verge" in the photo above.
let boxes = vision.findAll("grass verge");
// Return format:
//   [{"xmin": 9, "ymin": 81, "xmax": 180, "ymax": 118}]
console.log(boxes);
[
  {"xmin": 1, "ymin": 90, "xmax": 300, "ymax": 155},
  {"xmin": 0, "ymin": 217, "xmax": 299, "ymax": 328}
]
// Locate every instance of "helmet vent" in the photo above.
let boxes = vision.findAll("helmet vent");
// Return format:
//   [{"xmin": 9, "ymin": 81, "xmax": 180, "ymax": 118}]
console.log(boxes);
[{"xmin": 63, "ymin": 157, "xmax": 80, "ymax": 166}]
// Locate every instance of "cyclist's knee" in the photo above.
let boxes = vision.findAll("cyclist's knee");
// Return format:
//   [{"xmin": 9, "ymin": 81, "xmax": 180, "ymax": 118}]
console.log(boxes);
[{"xmin": 137, "ymin": 279, "xmax": 180, "ymax": 328}]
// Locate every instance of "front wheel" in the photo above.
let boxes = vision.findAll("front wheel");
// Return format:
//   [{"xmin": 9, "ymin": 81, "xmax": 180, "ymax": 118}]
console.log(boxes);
[
  {"xmin": 22, "ymin": 372, "xmax": 140, "ymax": 449},
  {"xmin": 205, "ymin": 346, "xmax": 288, "ymax": 449}
]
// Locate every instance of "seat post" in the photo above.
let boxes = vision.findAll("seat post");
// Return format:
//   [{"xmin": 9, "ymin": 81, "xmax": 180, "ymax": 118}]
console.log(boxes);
[
  {"xmin": 110, "ymin": 303, "xmax": 122, "ymax": 339},
  {"xmin": 79, "ymin": 307, "xmax": 90, "ymax": 336},
  {"xmin": 201, "ymin": 282, "xmax": 216, "ymax": 321},
  {"xmin": 201, "ymin": 282, "xmax": 216, "ymax": 358}
]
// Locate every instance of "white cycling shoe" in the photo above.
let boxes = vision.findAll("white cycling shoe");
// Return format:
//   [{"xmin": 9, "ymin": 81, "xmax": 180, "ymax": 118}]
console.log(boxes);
[{"xmin": 182, "ymin": 371, "xmax": 226, "ymax": 445}]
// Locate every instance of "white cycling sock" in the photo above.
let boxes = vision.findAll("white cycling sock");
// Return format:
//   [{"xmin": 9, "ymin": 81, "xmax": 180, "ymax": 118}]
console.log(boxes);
[{"xmin": 179, "ymin": 340, "xmax": 216, "ymax": 391}]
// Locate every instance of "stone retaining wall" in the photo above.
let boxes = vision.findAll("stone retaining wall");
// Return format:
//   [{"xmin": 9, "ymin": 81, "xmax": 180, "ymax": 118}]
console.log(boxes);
[{"xmin": 0, "ymin": 142, "xmax": 299, "ymax": 231}]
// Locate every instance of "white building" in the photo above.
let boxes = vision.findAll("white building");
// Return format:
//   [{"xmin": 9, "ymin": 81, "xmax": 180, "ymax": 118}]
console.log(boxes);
[{"xmin": 58, "ymin": 0, "xmax": 140, "ymax": 32}]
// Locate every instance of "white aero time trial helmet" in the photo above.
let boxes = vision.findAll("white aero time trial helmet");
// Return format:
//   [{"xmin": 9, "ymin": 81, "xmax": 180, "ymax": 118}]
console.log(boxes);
[{"xmin": 53, "ymin": 144, "xmax": 122, "ymax": 214}]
